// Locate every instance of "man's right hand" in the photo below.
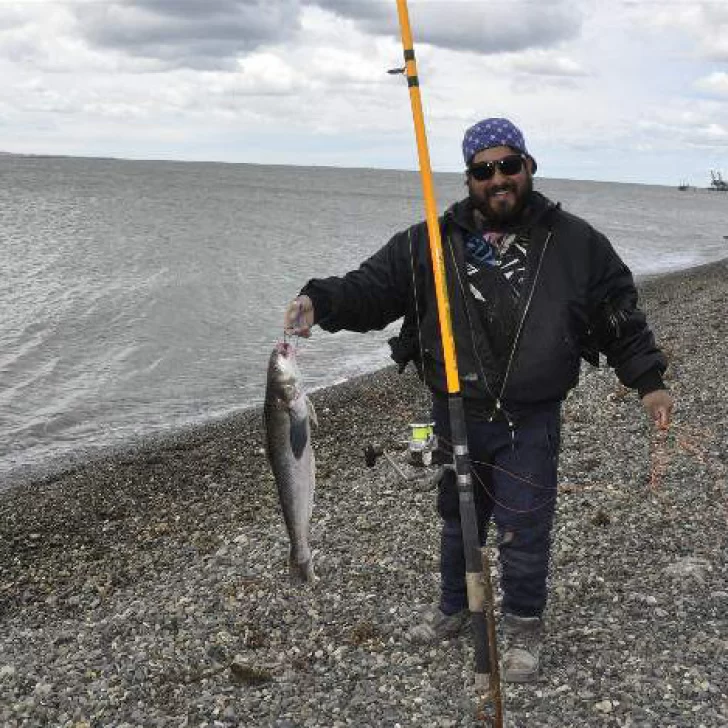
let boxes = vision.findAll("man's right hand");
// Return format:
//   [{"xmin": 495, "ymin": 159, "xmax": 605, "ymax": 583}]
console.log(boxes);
[{"xmin": 284, "ymin": 295, "xmax": 315, "ymax": 338}]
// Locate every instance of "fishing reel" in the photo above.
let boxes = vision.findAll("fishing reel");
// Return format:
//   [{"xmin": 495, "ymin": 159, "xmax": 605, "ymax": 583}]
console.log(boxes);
[
  {"xmin": 407, "ymin": 421, "xmax": 437, "ymax": 467},
  {"xmin": 363, "ymin": 420, "xmax": 438, "ymax": 480}
]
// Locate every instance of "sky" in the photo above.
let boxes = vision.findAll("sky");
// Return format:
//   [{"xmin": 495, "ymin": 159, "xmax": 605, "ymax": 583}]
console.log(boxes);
[{"xmin": 1, "ymin": 0, "xmax": 727, "ymax": 185}]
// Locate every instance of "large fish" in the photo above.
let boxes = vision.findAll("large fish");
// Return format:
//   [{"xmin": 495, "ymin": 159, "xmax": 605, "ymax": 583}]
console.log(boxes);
[{"xmin": 263, "ymin": 342, "xmax": 317, "ymax": 583}]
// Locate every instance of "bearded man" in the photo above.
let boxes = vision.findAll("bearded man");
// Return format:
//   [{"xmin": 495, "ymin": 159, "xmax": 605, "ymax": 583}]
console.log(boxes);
[{"xmin": 283, "ymin": 118, "xmax": 673, "ymax": 682}]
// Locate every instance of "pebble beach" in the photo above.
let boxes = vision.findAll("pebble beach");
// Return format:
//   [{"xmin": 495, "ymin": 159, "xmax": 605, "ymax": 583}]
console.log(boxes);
[{"xmin": 1, "ymin": 259, "xmax": 726, "ymax": 727}]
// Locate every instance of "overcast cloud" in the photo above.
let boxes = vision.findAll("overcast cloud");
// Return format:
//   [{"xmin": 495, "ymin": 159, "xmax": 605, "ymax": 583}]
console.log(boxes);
[
  {"xmin": 69, "ymin": 0, "xmax": 583, "ymax": 69},
  {"xmin": 1, "ymin": 0, "xmax": 727, "ymax": 184},
  {"xmin": 307, "ymin": 0, "xmax": 582, "ymax": 55},
  {"xmin": 74, "ymin": 0, "xmax": 302, "ymax": 69}
]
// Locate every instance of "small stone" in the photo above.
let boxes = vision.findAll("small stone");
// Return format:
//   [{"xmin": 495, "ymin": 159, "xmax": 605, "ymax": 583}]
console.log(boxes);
[
  {"xmin": 663, "ymin": 557, "xmax": 711, "ymax": 583},
  {"xmin": 222, "ymin": 706, "xmax": 237, "ymax": 720},
  {"xmin": 0, "ymin": 665, "xmax": 16, "ymax": 679}
]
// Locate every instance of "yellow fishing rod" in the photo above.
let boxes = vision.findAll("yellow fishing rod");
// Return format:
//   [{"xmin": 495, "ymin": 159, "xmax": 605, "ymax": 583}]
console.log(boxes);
[{"xmin": 393, "ymin": 1, "xmax": 503, "ymax": 724}]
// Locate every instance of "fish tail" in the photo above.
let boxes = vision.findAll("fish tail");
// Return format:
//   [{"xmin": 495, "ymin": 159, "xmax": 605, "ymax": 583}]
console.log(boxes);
[{"xmin": 289, "ymin": 555, "xmax": 315, "ymax": 585}]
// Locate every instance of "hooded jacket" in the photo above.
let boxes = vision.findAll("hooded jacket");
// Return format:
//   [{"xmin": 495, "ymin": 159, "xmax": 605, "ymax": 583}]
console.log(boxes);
[{"xmin": 301, "ymin": 191, "xmax": 666, "ymax": 412}]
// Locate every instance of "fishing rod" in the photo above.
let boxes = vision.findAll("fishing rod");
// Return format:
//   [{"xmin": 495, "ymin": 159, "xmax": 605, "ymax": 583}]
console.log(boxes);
[{"xmin": 392, "ymin": 1, "xmax": 503, "ymax": 724}]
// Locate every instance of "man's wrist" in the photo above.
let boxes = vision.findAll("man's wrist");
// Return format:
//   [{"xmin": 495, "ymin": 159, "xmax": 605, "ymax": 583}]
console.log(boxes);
[
  {"xmin": 634, "ymin": 368, "xmax": 666, "ymax": 398},
  {"xmin": 300, "ymin": 285, "xmax": 330, "ymax": 325}
]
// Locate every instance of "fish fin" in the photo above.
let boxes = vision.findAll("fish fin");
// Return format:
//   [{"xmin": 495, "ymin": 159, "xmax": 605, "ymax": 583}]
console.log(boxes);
[
  {"xmin": 306, "ymin": 396, "xmax": 318, "ymax": 429},
  {"xmin": 289, "ymin": 413, "xmax": 309, "ymax": 459}
]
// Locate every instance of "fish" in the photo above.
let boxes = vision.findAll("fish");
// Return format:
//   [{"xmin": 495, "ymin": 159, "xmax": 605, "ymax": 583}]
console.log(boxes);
[{"xmin": 263, "ymin": 341, "xmax": 317, "ymax": 584}]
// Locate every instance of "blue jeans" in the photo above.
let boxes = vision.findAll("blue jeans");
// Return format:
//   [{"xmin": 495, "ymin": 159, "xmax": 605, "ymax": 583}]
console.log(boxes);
[{"xmin": 433, "ymin": 398, "xmax": 561, "ymax": 618}]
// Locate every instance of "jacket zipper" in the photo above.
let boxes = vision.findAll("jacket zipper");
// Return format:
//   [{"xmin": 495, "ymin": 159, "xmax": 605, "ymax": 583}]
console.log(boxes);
[
  {"xmin": 493, "ymin": 230, "xmax": 553, "ymax": 420},
  {"xmin": 444, "ymin": 220, "xmax": 554, "ymax": 426}
]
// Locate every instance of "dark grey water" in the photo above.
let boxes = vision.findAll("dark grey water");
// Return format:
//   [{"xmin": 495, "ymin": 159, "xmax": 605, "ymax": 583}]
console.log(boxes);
[{"xmin": 1, "ymin": 155, "xmax": 726, "ymax": 484}]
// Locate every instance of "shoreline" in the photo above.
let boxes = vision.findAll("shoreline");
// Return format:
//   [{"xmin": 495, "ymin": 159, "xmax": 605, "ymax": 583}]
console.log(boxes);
[
  {"xmin": 1, "ymin": 258, "xmax": 726, "ymax": 726},
  {"xmin": 3, "ymin": 256, "xmax": 727, "ymax": 495}
]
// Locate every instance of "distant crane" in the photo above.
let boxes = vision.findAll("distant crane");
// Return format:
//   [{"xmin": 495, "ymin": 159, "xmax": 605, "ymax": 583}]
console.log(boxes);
[{"xmin": 709, "ymin": 170, "xmax": 728, "ymax": 191}]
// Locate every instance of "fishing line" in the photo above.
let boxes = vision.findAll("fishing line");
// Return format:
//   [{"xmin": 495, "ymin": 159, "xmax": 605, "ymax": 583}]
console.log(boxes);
[
  {"xmin": 435, "ymin": 432, "xmax": 559, "ymax": 517},
  {"xmin": 469, "ymin": 467, "xmax": 557, "ymax": 516},
  {"xmin": 406, "ymin": 228, "xmax": 429, "ymax": 389},
  {"xmin": 282, "ymin": 300, "xmax": 306, "ymax": 353}
]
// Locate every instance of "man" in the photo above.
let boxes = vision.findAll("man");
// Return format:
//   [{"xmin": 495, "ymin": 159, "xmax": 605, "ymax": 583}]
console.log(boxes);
[{"xmin": 283, "ymin": 118, "xmax": 673, "ymax": 683}]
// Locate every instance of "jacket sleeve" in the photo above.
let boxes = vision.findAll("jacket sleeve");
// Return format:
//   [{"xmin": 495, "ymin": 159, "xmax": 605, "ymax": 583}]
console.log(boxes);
[
  {"xmin": 299, "ymin": 228, "xmax": 414, "ymax": 333},
  {"xmin": 586, "ymin": 228, "xmax": 667, "ymax": 392}
]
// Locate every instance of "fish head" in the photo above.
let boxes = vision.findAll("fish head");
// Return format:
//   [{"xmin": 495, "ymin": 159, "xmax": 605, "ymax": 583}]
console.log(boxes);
[{"xmin": 266, "ymin": 342, "xmax": 302, "ymax": 403}]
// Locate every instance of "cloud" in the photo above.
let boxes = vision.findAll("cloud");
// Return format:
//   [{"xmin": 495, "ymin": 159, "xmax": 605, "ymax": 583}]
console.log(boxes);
[
  {"xmin": 0, "ymin": 6, "xmax": 35, "ymax": 31},
  {"xmin": 74, "ymin": 0, "xmax": 303, "ymax": 70},
  {"xmin": 70, "ymin": 0, "xmax": 584, "ymax": 70},
  {"xmin": 302, "ymin": 0, "xmax": 391, "ymax": 27},
  {"xmin": 305, "ymin": 0, "xmax": 583, "ymax": 55},
  {"xmin": 695, "ymin": 2, "xmax": 728, "ymax": 61},
  {"xmin": 509, "ymin": 50, "xmax": 588, "ymax": 78},
  {"xmin": 695, "ymin": 72, "xmax": 728, "ymax": 98},
  {"xmin": 9, "ymin": 78, "xmax": 81, "ymax": 114},
  {"xmin": 637, "ymin": 0, "xmax": 728, "ymax": 62},
  {"xmin": 637, "ymin": 111, "xmax": 728, "ymax": 149}
]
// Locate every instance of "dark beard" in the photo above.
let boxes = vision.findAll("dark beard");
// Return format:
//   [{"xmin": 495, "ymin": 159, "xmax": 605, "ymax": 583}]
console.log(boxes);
[{"xmin": 470, "ymin": 175, "xmax": 533, "ymax": 227}]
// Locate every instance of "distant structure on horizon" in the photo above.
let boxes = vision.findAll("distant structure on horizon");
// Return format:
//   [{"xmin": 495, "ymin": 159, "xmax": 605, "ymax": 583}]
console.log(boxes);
[{"xmin": 709, "ymin": 170, "xmax": 728, "ymax": 191}]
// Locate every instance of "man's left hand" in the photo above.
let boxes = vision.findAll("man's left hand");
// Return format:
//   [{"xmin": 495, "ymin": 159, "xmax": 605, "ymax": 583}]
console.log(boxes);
[{"xmin": 641, "ymin": 389, "xmax": 674, "ymax": 430}]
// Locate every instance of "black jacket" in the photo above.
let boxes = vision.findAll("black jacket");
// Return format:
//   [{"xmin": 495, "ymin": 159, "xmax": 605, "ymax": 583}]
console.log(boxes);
[{"xmin": 301, "ymin": 192, "xmax": 666, "ymax": 411}]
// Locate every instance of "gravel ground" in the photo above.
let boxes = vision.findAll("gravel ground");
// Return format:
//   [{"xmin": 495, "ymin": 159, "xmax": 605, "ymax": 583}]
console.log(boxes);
[{"xmin": 1, "ymin": 259, "xmax": 726, "ymax": 728}]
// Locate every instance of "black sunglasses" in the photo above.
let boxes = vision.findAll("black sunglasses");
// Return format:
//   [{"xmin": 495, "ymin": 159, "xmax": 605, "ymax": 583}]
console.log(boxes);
[{"xmin": 467, "ymin": 154, "xmax": 526, "ymax": 181}]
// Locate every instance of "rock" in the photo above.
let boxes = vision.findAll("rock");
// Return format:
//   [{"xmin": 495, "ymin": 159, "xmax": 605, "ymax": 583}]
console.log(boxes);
[{"xmin": 663, "ymin": 557, "xmax": 712, "ymax": 583}]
